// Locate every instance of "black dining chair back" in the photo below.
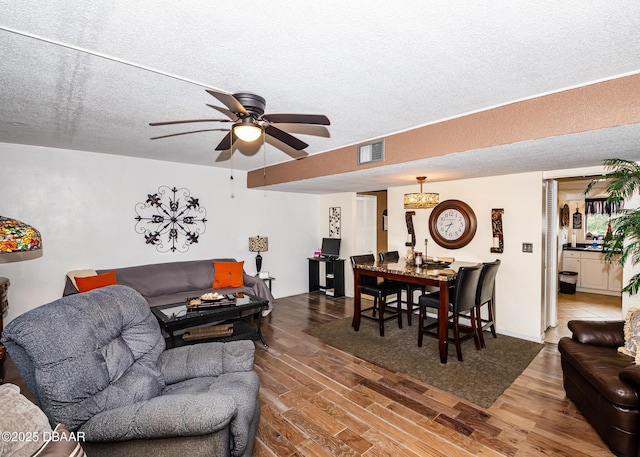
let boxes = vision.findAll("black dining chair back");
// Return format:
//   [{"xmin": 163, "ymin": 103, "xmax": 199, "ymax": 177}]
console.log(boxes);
[
  {"xmin": 475, "ymin": 259, "xmax": 501, "ymax": 347},
  {"xmin": 378, "ymin": 251, "xmax": 400, "ymax": 263},
  {"xmin": 350, "ymin": 253, "xmax": 376, "ymax": 265},
  {"xmin": 418, "ymin": 263, "xmax": 483, "ymax": 361},
  {"xmin": 350, "ymin": 254, "xmax": 378, "ymax": 288},
  {"xmin": 350, "ymin": 254, "xmax": 403, "ymax": 336},
  {"xmin": 378, "ymin": 250, "xmax": 424, "ymax": 326},
  {"xmin": 453, "ymin": 265, "xmax": 483, "ymax": 315}
]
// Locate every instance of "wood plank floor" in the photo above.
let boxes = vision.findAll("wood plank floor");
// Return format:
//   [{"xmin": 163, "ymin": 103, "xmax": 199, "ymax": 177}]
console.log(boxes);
[{"xmin": 253, "ymin": 292, "xmax": 615, "ymax": 456}]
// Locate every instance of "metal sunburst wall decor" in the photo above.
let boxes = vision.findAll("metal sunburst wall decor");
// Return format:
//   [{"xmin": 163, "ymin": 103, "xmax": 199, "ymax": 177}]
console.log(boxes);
[{"xmin": 134, "ymin": 186, "xmax": 207, "ymax": 253}]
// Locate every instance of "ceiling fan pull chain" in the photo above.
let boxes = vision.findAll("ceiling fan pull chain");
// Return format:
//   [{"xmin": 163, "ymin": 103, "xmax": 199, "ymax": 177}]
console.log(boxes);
[
  {"xmin": 263, "ymin": 130, "xmax": 268, "ymax": 198},
  {"xmin": 230, "ymin": 133, "xmax": 235, "ymax": 199}
]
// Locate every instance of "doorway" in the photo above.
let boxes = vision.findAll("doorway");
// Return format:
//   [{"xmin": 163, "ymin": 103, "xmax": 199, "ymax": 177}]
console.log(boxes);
[
  {"xmin": 357, "ymin": 190, "xmax": 388, "ymax": 255},
  {"xmin": 355, "ymin": 194, "xmax": 378, "ymax": 256},
  {"xmin": 544, "ymin": 177, "xmax": 622, "ymax": 342}
]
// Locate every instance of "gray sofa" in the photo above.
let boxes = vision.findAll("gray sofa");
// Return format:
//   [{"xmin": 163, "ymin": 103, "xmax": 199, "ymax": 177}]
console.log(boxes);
[
  {"xmin": 63, "ymin": 258, "xmax": 274, "ymax": 313},
  {"xmin": 2, "ymin": 285, "xmax": 260, "ymax": 457}
]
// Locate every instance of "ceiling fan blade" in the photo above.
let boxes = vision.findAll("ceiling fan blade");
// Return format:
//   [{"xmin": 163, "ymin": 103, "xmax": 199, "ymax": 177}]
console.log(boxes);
[
  {"xmin": 149, "ymin": 118, "xmax": 231, "ymax": 126},
  {"xmin": 150, "ymin": 128, "xmax": 228, "ymax": 140},
  {"xmin": 206, "ymin": 104, "xmax": 238, "ymax": 120},
  {"xmin": 215, "ymin": 149, "xmax": 234, "ymax": 162},
  {"xmin": 262, "ymin": 113, "xmax": 330, "ymax": 125},
  {"xmin": 265, "ymin": 125, "xmax": 308, "ymax": 150},
  {"xmin": 206, "ymin": 89, "xmax": 248, "ymax": 115},
  {"xmin": 269, "ymin": 123, "xmax": 330, "ymax": 138},
  {"xmin": 280, "ymin": 148, "xmax": 309, "ymax": 160},
  {"xmin": 265, "ymin": 135, "xmax": 309, "ymax": 159},
  {"xmin": 214, "ymin": 131, "xmax": 237, "ymax": 151}
]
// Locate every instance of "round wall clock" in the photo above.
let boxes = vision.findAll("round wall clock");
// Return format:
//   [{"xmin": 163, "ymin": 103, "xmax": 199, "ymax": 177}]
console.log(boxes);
[{"xmin": 429, "ymin": 199, "xmax": 477, "ymax": 249}]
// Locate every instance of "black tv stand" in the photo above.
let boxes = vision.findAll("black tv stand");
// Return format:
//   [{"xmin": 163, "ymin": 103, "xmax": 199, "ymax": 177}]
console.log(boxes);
[{"xmin": 308, "ymin": 257, "xmax": 345, "ymax": 298}]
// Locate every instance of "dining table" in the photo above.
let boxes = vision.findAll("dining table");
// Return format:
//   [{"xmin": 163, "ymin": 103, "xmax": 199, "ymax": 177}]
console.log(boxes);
[{"xmin": 351, "ymin": 258, "xmax": 479, "ymax": 363}]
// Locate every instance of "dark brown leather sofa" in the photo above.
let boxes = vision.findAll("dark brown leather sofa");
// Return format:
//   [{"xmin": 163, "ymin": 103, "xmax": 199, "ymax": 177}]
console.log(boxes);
[{"xmin": 558, "ymin": 320, "xmax": 640, "ymax": 457}]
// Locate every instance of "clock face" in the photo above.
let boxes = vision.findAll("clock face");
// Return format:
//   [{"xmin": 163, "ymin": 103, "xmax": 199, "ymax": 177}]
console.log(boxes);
[
  {"xmin": 429, "ymin": 200, "xmax": 477, "ymax": 249},
  {"xmin": 436, "ymin": 209, "xmax": 466, "ymax": 240}
]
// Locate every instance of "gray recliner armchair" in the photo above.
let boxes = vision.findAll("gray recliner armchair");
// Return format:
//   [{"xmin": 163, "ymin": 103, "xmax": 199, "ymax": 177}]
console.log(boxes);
[{"xmin": 2, "ymin": 285, "xmax": 260, "ymax": 457}]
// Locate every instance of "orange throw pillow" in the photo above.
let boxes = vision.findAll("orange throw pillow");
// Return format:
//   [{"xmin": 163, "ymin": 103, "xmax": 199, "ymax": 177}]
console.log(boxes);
[
  {"xmin": 213, "ymin": 261, "xmax": 245, "ymax": 288},
  {"xmin": 75, "ymin": 270, "xmax": 117, "ymax": 292}
]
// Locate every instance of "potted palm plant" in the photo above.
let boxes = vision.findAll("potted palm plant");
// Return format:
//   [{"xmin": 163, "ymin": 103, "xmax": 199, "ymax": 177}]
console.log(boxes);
[{"xmin": 585, "ymin": 158, "xmax": 640, "ymax": 295}]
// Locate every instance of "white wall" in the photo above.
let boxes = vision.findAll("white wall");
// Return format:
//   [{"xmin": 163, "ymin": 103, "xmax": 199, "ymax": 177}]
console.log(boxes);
[{"xmin": 1, "ymin": 143, "xmax": 320, "ymax": 323}]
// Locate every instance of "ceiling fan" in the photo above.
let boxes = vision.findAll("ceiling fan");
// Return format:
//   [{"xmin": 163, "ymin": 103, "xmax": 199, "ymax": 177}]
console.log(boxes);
[{"xmin": 149, "ymin": 89, "xmax": 330, "ymax": 161}]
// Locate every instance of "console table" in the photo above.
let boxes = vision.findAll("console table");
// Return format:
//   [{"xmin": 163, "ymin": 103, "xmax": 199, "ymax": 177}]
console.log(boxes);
[{"xmin": 308, "ymin": 258, "xmax": 345, "ymax": 298}]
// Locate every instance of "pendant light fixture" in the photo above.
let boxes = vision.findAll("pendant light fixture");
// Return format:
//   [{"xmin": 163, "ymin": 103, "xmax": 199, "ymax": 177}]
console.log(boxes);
[{"xmin": 404, "ymin": 176, "xmax": 439, "ymax": 209}]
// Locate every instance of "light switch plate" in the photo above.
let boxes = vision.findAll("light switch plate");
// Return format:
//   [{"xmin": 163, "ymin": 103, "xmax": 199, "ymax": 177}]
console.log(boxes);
[{"xmin": 522, "ymin": 243, "xmax": 533, "ymax": 253}]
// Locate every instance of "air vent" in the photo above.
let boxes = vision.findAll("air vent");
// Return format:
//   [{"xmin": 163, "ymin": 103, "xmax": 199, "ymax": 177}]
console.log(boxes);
[{"xmin": 358, "ymin": 140, "xmax": 384, "ymax": 165}]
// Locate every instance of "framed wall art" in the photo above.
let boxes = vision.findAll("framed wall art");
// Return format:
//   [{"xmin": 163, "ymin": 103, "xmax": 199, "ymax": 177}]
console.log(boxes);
[
  {"xmin": 490, "ymin": 208, "xmax": 504, "ymax": 253},
  {"xmin": 572, "ymin": 204, "xmax": 582, "ymax": 229},
  {"xmin": 329, "ymin": 207, "xmax": 341, "ymax": 238}
]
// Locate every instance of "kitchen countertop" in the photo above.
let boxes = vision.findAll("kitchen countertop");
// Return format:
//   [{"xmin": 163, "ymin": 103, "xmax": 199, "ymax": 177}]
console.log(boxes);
[{"xmin": 562, "ymin": 243, "xmax": 604, "ymax": 252}]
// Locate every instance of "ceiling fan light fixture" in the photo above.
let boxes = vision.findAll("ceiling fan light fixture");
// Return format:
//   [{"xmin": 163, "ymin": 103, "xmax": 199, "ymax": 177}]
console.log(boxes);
[
  {"xmin": 404, "ymin": 176, "xmax": 439, "ymax": 209},
  {"xmin": 233, "ymin": 120, "xmax": 262, "ymax": 142},
  {"xmin": 150, "ymin": 89, "xmax": 328, "ymax": 160}
]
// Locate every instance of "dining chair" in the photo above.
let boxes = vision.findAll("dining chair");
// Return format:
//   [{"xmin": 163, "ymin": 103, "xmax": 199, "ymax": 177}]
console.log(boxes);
[
  {"xmin": 378, "ymin": 251, "xmax": 425, "ymax": 326},
  {"xmin": 417, "ymin": 263, "xmax": 482, "ymax": 361},
  {"xmin": 474, "ymin": 259, "xmax": 501, "ymax": 348},
  {"xmin": 350, "ymin": 254, "xmax": 403, "ymax": 336}
]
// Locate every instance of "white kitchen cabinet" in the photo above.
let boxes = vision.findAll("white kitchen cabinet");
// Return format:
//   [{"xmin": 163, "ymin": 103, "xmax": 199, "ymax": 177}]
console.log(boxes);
[
  {"xmin": 580, "ymin": 257, "xmax": 609, "ymax": 290},
  {"xmin": 561, "ymin": 250, "xmax": 621, "ymax": 295},
  {"xmin": 562, "ymin": 251, "xmax": 581, "ymax": 287},
  {"xmin": 607, "ymin": 255, "xmax": 623, "ymax": 291}
]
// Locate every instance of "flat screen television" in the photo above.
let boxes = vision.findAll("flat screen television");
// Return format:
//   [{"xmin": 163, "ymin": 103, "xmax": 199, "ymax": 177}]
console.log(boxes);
[{"xmin": 320, "ymin": 237, "xmax": 341, "ymax": 259}]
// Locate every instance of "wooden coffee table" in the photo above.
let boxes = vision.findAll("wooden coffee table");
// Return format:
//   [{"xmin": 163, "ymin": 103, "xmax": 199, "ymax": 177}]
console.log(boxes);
[{"xmin": 151, "ymin": 293, "xmax": 269, "ymax": 348}]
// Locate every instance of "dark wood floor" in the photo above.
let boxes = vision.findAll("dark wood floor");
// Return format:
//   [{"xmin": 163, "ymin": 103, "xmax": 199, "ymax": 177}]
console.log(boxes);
[
  {"xmin": 253, "ymin": 292, "xmax": 614, "ymax": 456},
  {"xmin": 0, "ymin": 292, "xmax": 616, "ymax": 455}
]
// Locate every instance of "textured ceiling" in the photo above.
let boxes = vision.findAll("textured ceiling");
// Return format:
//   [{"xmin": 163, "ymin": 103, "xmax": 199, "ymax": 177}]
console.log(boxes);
[{"xmin": 1, "ymin": 1, "xmax": 640, "ymax": 193}]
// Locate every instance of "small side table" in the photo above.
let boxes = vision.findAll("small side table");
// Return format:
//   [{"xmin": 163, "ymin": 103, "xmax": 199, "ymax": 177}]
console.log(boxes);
[{"xmin": 256, "ymin": 275, "xmax": 275, "ymax": 292}]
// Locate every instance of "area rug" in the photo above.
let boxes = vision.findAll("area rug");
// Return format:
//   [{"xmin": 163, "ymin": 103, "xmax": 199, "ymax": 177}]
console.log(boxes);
[{"xmin": 305, "ymin": 317, "xmax": 544, "ymax": 408}]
